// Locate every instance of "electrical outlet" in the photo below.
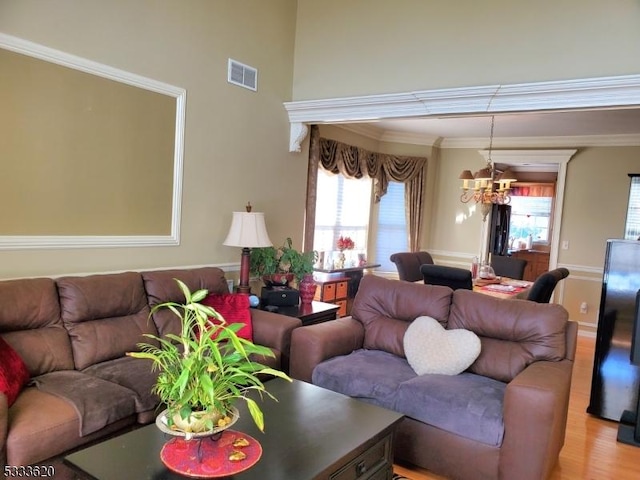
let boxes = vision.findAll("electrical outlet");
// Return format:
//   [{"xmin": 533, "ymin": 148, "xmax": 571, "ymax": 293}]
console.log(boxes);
[
  {"xmin": 580, "ymin": 301, "xmax": 588, "ymax": 314},
  {"xmin": 562, "ymin": 240, "xmax": 570, "ymax": 250}
]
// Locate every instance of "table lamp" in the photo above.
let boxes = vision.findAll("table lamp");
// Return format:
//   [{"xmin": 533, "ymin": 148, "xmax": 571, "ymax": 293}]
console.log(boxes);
[{"xmin": 223, "ymin": 203, "xmax": 272, "ymax": 294}]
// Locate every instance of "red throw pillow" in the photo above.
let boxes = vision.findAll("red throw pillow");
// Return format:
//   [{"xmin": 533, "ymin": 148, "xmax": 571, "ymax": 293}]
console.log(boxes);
[
  {"xmin": 200, "ymin": 293, "xmax": 253, "ymax": 342},
  {"xmin": 0, "ymin": 337, "xmax": 30, "ymax": 407}
]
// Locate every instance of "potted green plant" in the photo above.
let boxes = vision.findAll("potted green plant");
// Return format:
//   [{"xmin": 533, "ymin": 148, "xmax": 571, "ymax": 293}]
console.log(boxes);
[
  {"xmin": 250, "ymin": 237, "xmax": 317, "ymax": 286},
  {"xmin": 128, "ymin": 279, "xmax": 291, "ymax": 435}
]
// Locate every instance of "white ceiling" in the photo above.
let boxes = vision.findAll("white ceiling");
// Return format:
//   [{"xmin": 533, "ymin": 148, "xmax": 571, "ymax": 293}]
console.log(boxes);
[{"xmin": 343, "ymin": 108, "xmax": 640, "ymax": 147}]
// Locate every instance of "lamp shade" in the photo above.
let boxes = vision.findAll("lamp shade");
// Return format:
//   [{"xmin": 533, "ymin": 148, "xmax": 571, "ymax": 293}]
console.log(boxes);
[
  {"xmin": 474, "ymin": 167, "xmax": 493, "ymax": 181},
  {"xmin": 498, "ymin": 168, "xmax": 517, "ymax": 182},
  {"xmin": 223, "ymin": 212, "xmax": 272, "ymax": 248}
]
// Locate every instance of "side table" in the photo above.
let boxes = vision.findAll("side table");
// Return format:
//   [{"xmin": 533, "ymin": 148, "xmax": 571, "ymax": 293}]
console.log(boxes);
[{"xmin": 260, "ymin": 301, "xmax": 339, "ymax": 326}]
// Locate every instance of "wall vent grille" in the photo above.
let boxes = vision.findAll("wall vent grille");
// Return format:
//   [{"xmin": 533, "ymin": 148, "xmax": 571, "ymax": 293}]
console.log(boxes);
[{"xmin": 228, "ymin": 58, "xmax": 257, "ymax": 91}]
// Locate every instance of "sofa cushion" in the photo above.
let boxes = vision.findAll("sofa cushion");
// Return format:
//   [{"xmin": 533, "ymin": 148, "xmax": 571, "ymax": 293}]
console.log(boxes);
[
  {"xmin": 142, "ymin": 267, "xmax": 229, "ymax": 337},
  {"xmin": 6, "ymin": 387, "xmax": 136, "ymax": 467},
  {"xmin": 395, "ymin": 372, "xmax": 507, "ymax": 447},
  {"xmin": 83, "ymin": 356, "xmax": 159, "ymax": 414},
  {"xmin": 57, "ymin": 272, "xmax": 156, "ymax": 370},
  {"xmin": 201, "ymin": 293, "xmax": 253, "ymax": 341},
  {"xmin": 312, "ymin": 349, "xmax": 417, "ymax": 410},
  {"xmin": 29, "ymin": 370, "xmax": 138, "ymax": 436},
  {"xmin": 0, "ymin": 277, "xmax": 74, "ymax": 375},
  {"xmin": 449, "ymin": 290, "xmax": 568, "ymax": 382},
  {"xmin": 404, "ymin": 316, "xmax": 481, "ymax": 376},
  {"xmin": 0, "ymin": 337, "xmax": 30, "ymax": 406},
  {"xmin": 351, "ymin": 275, "xmax": 452, "ymax": 357}
]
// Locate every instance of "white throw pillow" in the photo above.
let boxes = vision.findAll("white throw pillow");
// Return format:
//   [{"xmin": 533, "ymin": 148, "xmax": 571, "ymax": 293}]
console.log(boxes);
[{"xmin": 403, "ymin": 316, "xmax": 481, "ymax": 376}]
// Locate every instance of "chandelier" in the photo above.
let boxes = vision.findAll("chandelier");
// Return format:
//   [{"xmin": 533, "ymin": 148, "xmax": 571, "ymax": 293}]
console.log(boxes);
[{"xmin": 458, "ymin": 116, "xmax": 516, "ymax": 219}]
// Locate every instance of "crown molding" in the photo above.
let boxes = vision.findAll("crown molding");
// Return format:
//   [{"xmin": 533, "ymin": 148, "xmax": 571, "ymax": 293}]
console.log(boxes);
[
  {"xmin": 442, "ymin": 134, "xmax": 640, "ymax": 148},
  {"xmin": 336, "ymin": 123, "xmax": 384, "ymax": 140},
  {"xmin": 285, "ymin": 74, "xmax": 640, "ymax": 151},
  {"xmin": 326, "ymin": 127, "xmax": 640, "ymax": 149}
]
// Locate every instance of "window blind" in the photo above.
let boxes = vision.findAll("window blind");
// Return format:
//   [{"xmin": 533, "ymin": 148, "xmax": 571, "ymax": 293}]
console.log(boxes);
[{"xmin": 376, "ymin": 181, "xmax": 407, "ymax": 271}]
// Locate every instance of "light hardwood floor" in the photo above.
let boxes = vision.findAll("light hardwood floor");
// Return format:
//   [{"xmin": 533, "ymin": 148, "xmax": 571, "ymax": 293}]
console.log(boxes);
[{"xmin": 394, "ymin": 335, "xmax": 640, "ymax": 480}]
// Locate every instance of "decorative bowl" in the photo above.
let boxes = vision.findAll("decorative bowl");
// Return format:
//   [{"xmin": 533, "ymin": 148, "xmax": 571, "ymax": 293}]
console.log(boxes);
[{"xmin": 156, "ymin": 406, "xmax": 240, "ymax": 441}]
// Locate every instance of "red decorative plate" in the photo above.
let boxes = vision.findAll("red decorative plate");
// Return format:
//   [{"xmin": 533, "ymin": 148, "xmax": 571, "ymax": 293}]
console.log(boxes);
[{"xmin": 160, "ymin": 430, "xmax": 262, "ymax": 478}]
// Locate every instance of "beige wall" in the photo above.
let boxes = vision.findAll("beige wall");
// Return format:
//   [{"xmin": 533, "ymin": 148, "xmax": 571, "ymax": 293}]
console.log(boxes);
[
  {"xmin": 0, "ymin": 0, "xmax": 302, "ymax": 279},
  {"xmin": 0, "ymin": 48, "xmax": 175, "ymax": 235},
  {"xmin": 293, "ymin": 0, "xmax": 640, "ymax": 100},
  {"xmin": 561, "ymin": 147, "xmax": 639, "ymax": 267}
]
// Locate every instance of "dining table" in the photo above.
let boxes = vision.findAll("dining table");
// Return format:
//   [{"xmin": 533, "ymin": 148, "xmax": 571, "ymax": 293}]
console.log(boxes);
[{"xmin": 472, "ymin": 277, "xmax": 533, "ymax": 300}]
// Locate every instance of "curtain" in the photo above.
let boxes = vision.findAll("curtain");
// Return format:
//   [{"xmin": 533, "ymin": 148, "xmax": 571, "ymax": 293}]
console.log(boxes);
[
  {"xmin": 303, "ymin": 125, "xmax": 321, "ymax": 251},
  {"xmin": 315, "ymin": 136, "xmax": 427, "ymax": 252}
]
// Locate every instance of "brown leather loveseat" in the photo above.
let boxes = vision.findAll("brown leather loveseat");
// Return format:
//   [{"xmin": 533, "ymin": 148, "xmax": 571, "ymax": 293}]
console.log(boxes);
[
  {"xmin": 290, "ymin": 275, "xmax": 577, "ymax": 480},
  {"xmin": 0, "ymin": 267, "xmax": 300, "ymax": 470}
]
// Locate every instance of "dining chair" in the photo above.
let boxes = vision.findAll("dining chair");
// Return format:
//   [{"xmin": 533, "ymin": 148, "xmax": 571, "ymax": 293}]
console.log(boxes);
[
  {"xmin": 526, "ymin": 268, "xmax": 570, "ymax": 303},
  {"xmin": 491, "ymin": 255, "xmax": 528, "ymax": 280},
  {"xmin": 390, "ymin": 251, "xmax": 434, "ymax": 282},
  {"xmin": 420, "ymin": 264, "xmax": 473, "ymax": 291}
]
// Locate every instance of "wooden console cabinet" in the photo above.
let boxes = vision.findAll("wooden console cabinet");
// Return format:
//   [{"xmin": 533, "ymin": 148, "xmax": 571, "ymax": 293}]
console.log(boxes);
[
  {"xmin": 510, "ymin": 250, "xmax": 550, "ymax": 282},
  {"xmin": 314, "ymin": 277, "xmax": 349, "ymax": 317},
  {"xmin": 313, "ymin": 264, "xmax": 380, "ymax": 317}
]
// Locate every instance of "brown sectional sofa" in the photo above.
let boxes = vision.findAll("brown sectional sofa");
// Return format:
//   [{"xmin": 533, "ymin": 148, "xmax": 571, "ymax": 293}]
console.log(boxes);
[
  {"xmin": 0, "ymin": 267, "xmax": 300, "ymax": 470},
  {"xmin": 290, "ymin": 275, "xmax": 578, "ymax": 480}
]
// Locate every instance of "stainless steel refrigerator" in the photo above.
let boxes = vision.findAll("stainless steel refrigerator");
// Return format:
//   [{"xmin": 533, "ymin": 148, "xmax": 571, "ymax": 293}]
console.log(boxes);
[
  {"xmin": 489, "ymin": 204, "xmax": 511, "ymax": 256},
  {"xmin": 587, "ymin": 239, "xmax": 640, "ymax": 421}
]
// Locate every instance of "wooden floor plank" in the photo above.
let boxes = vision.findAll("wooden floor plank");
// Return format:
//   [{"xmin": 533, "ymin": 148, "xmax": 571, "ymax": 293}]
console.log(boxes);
[{"xmin": 394, "ymin": 335, "xmax": 640, "ymax": 479}]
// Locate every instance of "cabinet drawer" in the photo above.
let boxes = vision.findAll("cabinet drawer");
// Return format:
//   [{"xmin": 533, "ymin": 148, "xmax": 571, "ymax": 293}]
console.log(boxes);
[
  {"xmin": 322, "ymin": 283, "xmax": 336, "ymax": 301},
  {"xmin": 336, "ymin": 300, "xmax": 348, "ymax": 317},
  {"xmin": 330, "ymin": 436, "xmax": 391, "ymax": 480},
  {"xmin": 335, "ymin": 281, "xmax": 348, "ymax": 299}
]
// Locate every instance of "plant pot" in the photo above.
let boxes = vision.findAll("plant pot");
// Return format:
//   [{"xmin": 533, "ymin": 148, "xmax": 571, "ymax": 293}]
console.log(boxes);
[
  {"xmin": 156, "ymin": 406, "xmax": 240, "ymax": 441},
  {"xmin": 298, "ymin": 274, "xmax": 317, "ymax": 304},
  {"xmin": 171, "ymin": 410, "xmax": 223, "ymax": 434},
  {"xmin": 262, "ymin": 273, "xmax": 294, "ymax": 287}
]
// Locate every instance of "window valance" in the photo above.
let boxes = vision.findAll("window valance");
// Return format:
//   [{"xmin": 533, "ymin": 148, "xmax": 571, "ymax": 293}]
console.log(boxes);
[{"xmin": 319, "ymin": 137, "xmax": 426, "ymax": 203}]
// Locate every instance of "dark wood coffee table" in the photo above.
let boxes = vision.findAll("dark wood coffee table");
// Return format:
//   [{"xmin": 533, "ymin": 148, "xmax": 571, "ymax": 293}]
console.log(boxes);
[{"xmin": 64, "ymin": 379, "xmax": 404, "ymax": 480}]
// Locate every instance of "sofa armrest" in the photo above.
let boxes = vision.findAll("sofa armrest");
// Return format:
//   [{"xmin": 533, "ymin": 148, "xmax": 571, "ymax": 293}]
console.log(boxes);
[
  {"xmin": 250, "ymin": 308, "xmax": 301, "ymax": 372},
  {"xmin": 0, "ymin": 393, "xmax": 7, "ymax": 476},
  {"xmin": 289, "ymin": 317, "xmax": 365, "ymax": 383},
  {"xmin": 500, "ymin": 358, "xmax": 574, "ymax": 480}
]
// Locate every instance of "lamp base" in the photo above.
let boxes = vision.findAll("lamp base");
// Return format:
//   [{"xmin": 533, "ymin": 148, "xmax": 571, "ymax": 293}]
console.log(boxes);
[{"xmin": 237, "ymin": 247, "xmax": 251, "ymax": 295}]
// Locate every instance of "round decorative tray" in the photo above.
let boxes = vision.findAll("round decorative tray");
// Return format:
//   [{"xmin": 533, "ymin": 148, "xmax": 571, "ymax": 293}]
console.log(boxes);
[
  {"xmin": 155, "ymin": 407, "xmax": 239, "ymax": 440},
  {"xmin": 160, "ymin": 429, "xmax": 262, "ymax": 478}
]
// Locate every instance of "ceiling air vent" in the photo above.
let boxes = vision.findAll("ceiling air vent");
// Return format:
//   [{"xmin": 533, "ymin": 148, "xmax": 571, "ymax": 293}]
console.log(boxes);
[{"xmin": 228, "ymin": 58, "xmax": 257, "ymax": 91}]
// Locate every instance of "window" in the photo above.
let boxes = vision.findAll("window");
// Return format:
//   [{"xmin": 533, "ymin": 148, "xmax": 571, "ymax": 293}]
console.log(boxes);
[
  {"xmin": 313, "ymin": 169, "xmax": 372, "ymax": 255},
  {"xmin": 313, "ymin": 170, "xmax": 407, "ymax": 270},
  {"xmin": 624, "ymin": 176, "xmax": 640, "ymax": 240},
  {"xmin": 375, "ymin": 181, "xmax": 408, "ymax": 271},
  {"xmin": 509, "ymin": 195, "xmax": 554, "ymax": 245}
]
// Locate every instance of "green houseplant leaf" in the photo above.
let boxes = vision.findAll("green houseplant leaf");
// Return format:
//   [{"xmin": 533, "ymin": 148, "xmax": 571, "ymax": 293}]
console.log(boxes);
[{"xmin": 127, "ymin": 278, "xmax": 291, "ymax": 433}]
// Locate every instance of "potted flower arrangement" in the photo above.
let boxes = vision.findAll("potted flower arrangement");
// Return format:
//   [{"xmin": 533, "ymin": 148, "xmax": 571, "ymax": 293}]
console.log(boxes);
[
  {"xmin": 128, "ymin": 279, "xmax": 291, "ymax": 436},
  {"xmin": 250, "ymin": 237, "xmax": 317, "ymax": 287},
  {"xmin": 335, "ymin": 236, "xmax": 355, "ymax": 269},
  {"xmin": 336, "ymin": 236, "xmax": 355, "ymax": 252}
]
